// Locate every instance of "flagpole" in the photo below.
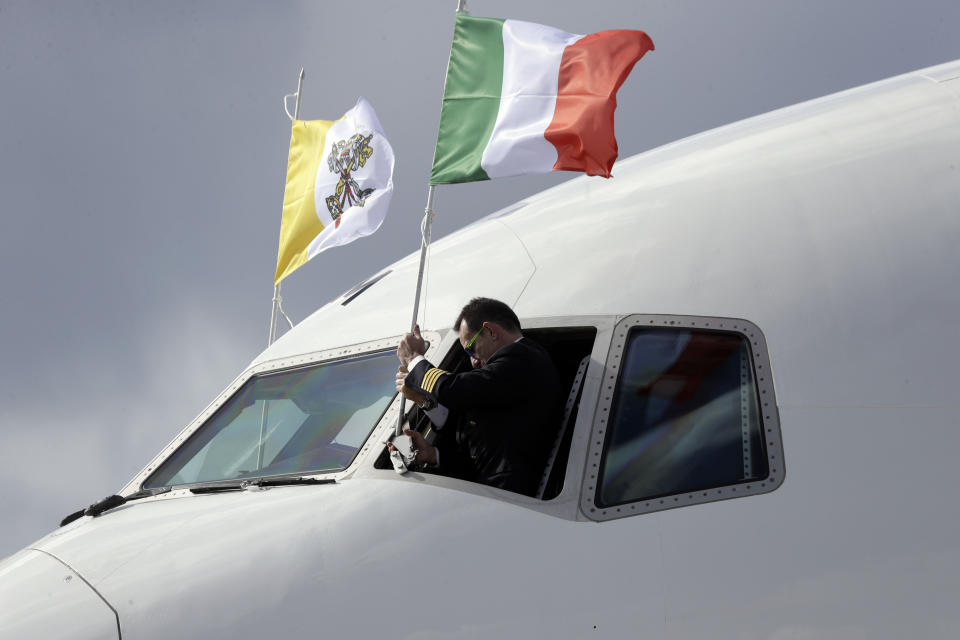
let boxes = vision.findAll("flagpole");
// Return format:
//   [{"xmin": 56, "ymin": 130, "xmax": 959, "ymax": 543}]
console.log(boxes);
[
  {"xmin": 268, "ymin": 67, "xmax": 305, "ymax": 347},
  {"xmin": 395, "ymin": 187, "xmax": 437, "ymax": 437},
  {"xmin": 395, "ymin": 1, "xmax": 467, "ymax": 437},
  {"xmin": 258, "ymin": 68, "xmax": 304, "ymax": 473},
  {"xmin": 409, "ymin": 186, "xmax": 437, "ymax": 332}
]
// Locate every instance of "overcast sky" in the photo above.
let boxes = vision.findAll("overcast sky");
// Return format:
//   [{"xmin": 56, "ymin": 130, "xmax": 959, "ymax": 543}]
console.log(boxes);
[{"xmin": 1, "ymin": 0, "xmax": 957, "ymax": 558}]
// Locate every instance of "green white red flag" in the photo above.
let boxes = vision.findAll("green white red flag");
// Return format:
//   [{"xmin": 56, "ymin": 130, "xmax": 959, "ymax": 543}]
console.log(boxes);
[{"xmin": 430, "ymin": 14, "xmax": 654, "ymax": 184}]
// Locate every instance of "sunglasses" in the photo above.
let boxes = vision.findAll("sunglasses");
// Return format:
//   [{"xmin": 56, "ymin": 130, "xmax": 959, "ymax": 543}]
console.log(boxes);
[{"xmin": 463, "ymin": 325, "xmax": 485, "ymax": 359}]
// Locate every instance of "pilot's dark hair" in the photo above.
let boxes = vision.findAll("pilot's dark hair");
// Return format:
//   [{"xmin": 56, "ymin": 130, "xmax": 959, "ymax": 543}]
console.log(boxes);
[{"xmin": 454, "ymin": 297, "xmax": 521, "ymax": 333}]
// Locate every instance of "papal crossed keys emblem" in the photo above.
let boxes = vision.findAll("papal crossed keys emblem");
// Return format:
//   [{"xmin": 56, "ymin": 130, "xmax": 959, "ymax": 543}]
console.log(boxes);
[{"xmin": 324, "ymin": 132, "xmax": 375, "ymax": 227}]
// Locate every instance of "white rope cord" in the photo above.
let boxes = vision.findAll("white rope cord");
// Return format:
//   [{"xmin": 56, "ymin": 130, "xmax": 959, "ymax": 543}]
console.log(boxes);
[
  {"xmin": 273, "ymin": 290, "xmax": 295, "ymax": 330},
  {"xmin": 283, "ymin": 93, "xmax": 298, "ymax": 121}
]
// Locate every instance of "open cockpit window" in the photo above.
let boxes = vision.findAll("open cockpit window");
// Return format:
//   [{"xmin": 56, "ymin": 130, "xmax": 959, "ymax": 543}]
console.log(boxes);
[
  {"xmin": 582, "ymin": 316, "xmax": 784, "ymax": 520},
  {"xmin": 377, "ymin": 325, "xmax": 596, "ymax": 501},
  {"xmin": 143, "ymin": 350, "xmax": 397, "ymax": 489},
  {"xmin": 526, "ymin": 327, "xmax": 596, "ymax": 500}
]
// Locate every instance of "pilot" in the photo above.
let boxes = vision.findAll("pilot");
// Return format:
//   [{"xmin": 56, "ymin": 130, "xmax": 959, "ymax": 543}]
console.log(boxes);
[{"xmin": 396, "ymin": 297, "xmax": 561, "ymax": 496}]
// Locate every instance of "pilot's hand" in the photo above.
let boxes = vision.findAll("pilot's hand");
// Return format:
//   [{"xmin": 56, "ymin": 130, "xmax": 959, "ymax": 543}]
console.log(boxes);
[
  {"xmin": 404, "ymin": 428, "xmax": 438, "ymax": 466},
  {"xmin": 396, "ymin": 365, "xmax": 427, "ymax": 405},
  {"xmin": 397, "ymin": 325, "xmax": 426, "ymax": 367},
  {"xmin": 387, "ymin": 429, "xmax": 438, "ymax": 466}
]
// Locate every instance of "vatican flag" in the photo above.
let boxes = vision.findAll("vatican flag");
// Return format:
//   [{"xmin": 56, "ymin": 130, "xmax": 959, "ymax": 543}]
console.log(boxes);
[{"xmin": 274, "ymin": 97, "xmax": 395, "ymax": 284}]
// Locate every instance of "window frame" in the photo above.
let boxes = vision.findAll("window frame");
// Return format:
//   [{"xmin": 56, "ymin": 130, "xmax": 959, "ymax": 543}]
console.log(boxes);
[
  {"xmin": 121, "ymin": 333, "xmax": 443, "ymax": 496},
  {"xmin": 579, "ymin": 315, "xmax": 784, "ymax": 522},
  {"xmin": 357, "ymin": 315, "xmax": 615, "ymax": 520}
]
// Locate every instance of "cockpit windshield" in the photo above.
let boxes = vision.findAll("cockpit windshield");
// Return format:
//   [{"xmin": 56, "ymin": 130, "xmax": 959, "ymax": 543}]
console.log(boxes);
[{"xmin": 144, "ymin": 350, "xmax": 397, "ymax": 488}]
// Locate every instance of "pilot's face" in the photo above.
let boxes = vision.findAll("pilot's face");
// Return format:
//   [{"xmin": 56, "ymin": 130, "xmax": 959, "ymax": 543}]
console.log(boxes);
[{"xmin": 458, "ymin": 320, "xmax": 490, "ymax": 367}]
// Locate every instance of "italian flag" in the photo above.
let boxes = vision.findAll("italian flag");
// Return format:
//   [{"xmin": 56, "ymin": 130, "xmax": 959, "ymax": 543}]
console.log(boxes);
[{"xmin": 430, "ymin": 14, "xmax": 654, "ymax": 185}]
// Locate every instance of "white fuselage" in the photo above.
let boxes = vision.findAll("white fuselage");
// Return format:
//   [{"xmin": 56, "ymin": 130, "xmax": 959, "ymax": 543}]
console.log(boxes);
[{"xmin": 2, "ymin": 60, "xmax": 959, "ymax": 639}]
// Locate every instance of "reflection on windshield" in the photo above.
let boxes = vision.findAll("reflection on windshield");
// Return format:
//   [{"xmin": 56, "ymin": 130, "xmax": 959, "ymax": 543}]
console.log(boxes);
[{"xmin": 144, "ymin": 351, "xmax": 397, "ymax": 488}]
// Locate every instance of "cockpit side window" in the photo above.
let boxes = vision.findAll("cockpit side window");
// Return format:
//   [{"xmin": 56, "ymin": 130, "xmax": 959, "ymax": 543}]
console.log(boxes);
[
  {"xmin": 143, "ymin": 350, "xmax": 397, "ymax": 488},
  {"xmin": 582, "ymin": 316, "xmax": 784, "ymax": 520}
]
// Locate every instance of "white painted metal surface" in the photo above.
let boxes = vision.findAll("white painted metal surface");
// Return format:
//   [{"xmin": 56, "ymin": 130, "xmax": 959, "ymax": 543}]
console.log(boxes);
[
  {"xmin": 3, "ymin": 59, "xmax": 960, "ymax": 638},
  {"xmin": 0, "ymin": 549, "xmax": 118, "ymax": 639}
]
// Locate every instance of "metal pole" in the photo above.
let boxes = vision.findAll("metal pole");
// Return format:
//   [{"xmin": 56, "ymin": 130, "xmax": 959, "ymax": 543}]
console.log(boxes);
[
  {"xmin": 395, "ymin": 186, "xmax": 437, "ymax": 436},
  {"xmin": 394, "ymin": 1, "xmax": 467, "ymax": 437},
  {"xmin": 268, "ymin": 67, "xmax": 305, "ymax": 347},
  {"xmin": 259, "ymin": 68, "xmax": 305, "ymax": 472},
  {"xmin": 410, "ymin": 186, "xmax": 437, "ymax": 331}
]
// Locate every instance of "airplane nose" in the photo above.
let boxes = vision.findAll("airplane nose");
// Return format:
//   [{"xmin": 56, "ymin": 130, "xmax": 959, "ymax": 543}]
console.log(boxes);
[{"xmin": 0, "ymin": 549, "xmax": 119, "ymax": 639}]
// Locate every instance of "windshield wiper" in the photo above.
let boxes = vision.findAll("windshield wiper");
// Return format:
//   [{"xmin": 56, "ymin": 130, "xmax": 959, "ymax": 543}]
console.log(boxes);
[
  {"xmin": 189, "ymin": 477, "xmax": 335, "ymax": 494},
  {"xmin": 58, "ymin": 477, "xmax": 335, "ymax": 525},
  {"xmin": 59, "ymin": 486, "xmax": 173, "ymax": 527}
]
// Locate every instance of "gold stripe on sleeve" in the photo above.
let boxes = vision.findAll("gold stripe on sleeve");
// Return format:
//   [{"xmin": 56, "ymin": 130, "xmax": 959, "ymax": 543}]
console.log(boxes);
[
  {"xmin": 422, "ymin": 369, "xmax": 440, "ymax": 393},
  {"xmin": 421, "ymin": 368, "xmax": 448, "ymax": 394}
]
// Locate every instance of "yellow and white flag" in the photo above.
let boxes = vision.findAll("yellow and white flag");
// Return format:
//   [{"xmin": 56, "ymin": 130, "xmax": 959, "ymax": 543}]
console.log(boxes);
[{"xmin": 274, "ymin": 97, "xmax": 395, "ymax": 284}]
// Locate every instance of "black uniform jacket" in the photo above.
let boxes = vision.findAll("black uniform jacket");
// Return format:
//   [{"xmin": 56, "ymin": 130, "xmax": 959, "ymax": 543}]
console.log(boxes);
[{"xmin": 405, "ymin": 338, "xmax": 561, "ymax": 495}]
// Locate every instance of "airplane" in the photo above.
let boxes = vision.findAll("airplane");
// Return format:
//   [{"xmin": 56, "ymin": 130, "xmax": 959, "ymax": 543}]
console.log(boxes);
[{"xmin": 1, "ymin": 56, "xmax": 959, "ymax": 639}]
